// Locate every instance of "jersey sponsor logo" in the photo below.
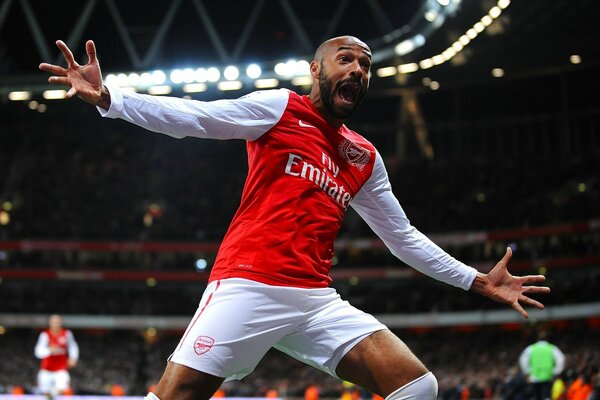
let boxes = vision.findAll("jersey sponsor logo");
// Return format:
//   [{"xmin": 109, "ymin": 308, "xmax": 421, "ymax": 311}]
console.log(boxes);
[
  {"xmin": 193, "ymin": 335, "xmax": 215, "ymax": 355},
  {"xmin": 298, "ymin": 119, "xmax": 317, "ymax": 129},
  {"xmin": 338, "ymin": 138, "xmax": 371, "ymax": 171},
  {"xmin": 284, "ymin": 153, "xmax": 353, "ymax": 208}
]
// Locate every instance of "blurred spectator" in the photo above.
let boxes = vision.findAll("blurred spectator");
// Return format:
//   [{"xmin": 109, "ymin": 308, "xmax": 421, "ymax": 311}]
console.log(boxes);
[
  {"xmin": 34, "ymin": 314, "xmax": 79, "ymax": 397},
  {"xmin": 519, "ymin": 330, "xmax": 565, "ymax": 400}
]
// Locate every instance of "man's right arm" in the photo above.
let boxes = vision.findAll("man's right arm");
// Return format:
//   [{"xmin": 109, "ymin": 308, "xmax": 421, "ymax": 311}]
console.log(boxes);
[
  {"xmin": 34, "ymin": 332, "xmax": 50, "ymax": 359},
  {"xmin": 98, "ymin": 84, "xmax": 289, "ymax": 141}
]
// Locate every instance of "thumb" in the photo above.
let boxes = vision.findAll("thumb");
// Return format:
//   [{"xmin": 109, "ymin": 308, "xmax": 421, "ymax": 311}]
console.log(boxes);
[
  {"xmin": 86, "ymin": 40, "xmax": 98, "ymax": 64},
  {"xmin": 501, "ymin": 246, "xmax": 513, "ymax": 264}
]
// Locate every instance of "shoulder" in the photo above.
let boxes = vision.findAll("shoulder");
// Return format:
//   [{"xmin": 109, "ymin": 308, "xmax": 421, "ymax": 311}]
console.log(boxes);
[
  {"xmin": 342, "ymin": 125, "xmax": 376, "ymax": 151},
  {"xmin": 238, "ymin": 88, "xmax": 291, "ymax": 105}
]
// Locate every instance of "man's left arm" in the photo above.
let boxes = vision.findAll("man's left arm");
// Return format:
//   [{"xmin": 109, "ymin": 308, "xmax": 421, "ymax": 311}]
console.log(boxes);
[
  {"xmin": 350, "ymin": 151, "xmax": 477, "ymax": 290},
  {"xmin": 66, "ymin": 330, "xmax": 79, "ymax": 368},
  {"xmin": 350, "ymin": 151, "xmax": 549, "ymax": 318}
]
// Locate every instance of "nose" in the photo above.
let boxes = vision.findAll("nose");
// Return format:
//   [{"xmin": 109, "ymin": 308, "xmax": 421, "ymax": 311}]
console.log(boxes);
[{"xmin": 349, "ymin": 60, "xmax": 363, "ymax": 77}]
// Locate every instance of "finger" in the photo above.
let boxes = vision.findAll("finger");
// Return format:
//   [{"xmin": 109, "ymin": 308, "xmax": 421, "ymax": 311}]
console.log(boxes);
[
  {"xmin": 66, "ymin": 87, "xmax": 77, "ymax": 99},
  {"xmin": 522, "ymin": 286, "xmax": 551, "ymax": 294},
  {"xmin": 520, "ymin": 295, "xmax": 544, "ymax": 310},
  {"xmin": 86, "ymin": 40, "xmax": 98, "ymax": 64},
  {"xmin": 512, "ymin": 301, "xmax": 528, "ymax": 319},
  {"xmin": 39, "ymin": 63, "xmax": 67, "ymax": 75},
  {"xmin": 522, "ymin": 275, "xmax": 546, "ymax": 284},
  {"xmin": 56, "ymin": 40, "xmax": 77, "ymax": 67},
  {"xmin": 48, "ymin": 76, "xmax": 71, "ymax": 86}
]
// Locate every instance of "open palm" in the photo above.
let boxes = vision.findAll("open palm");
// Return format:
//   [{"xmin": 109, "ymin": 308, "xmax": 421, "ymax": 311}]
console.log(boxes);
[
  {"xmin": 471, "ymin": 247, "xmax": 550, "ymax": 318},
  {"xmin": 39, "ymin": 40, "xmax": 103, "ymax": 104}
]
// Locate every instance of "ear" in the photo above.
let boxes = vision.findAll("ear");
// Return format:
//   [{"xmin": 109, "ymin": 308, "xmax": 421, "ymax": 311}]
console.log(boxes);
[{"xmin": 310, "ymin": 60, "xmax": 320, "ymax": 79}]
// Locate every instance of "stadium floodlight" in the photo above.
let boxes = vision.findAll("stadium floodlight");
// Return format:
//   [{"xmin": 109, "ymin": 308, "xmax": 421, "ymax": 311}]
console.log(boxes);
[
  {"xmin": 376, "ymin": 66, "xmax": 397, "ymax": 78},
  {"xmin": 127, "ymin": 73, "xmax": 141, "ymax": 86},
  {"xmin": 489, "ymin": 6, "xmax": 502, "ymax": 18},
  {"xmin": 491, "ymin": 68, "xmax": 505, "ymax": 77},
  {"xmin": 295, "ymin": 60, "xmax": 311, "ymax": 76},
  {"xmin": 497, "ymin": 0, "xmax": 510, "ymax": 9},
  {"xmin": 116, "ymin": 73, "xmax": 129, "ymax": 87},
  {"xmin": 8, "ymin": 91, "xmax": 31, "ymax": 101},
  {"xmin": 217, "ymin": 81, "xmax": 242, "ymax": 91},
  {"xmin": 442, "ymin": 47, "xmax": 456, "ymax": 61},
  {"xmin": 147, "ymin": 85, "xmax": 172, "ymax": 95},
  {"xmin": 570, "ymin": 55, "xmax": 582, "ymax": 64},
  {"xmin": 419, "ymin": 58, "xmax": 435, "ymax": 69},
  {"xmin": 274, "ymin": 62, "xmax": 291, "ymax": 77},
  {"xmin": 140, "ymin": 72, "xmax": 154, "ymax": 86},
  {"xmin": 395, "ymin": 35, "xmax": 425, "ymax": 56},
  {"xmin": 170, "ymin": 69, "xmax": 184, "ymax": 84},
  {"xmin": 254, "ymin": 78, "xmax": 279, "ymax": 89},
  {"xmin": 246, "ymin": 64, "xmax": 262, "ymax": 79},
  {"xmin": 194, "ymin": 68, "xmax": 208, "ymax": 82},
  {"xmin": 223, "ymin": 66, "xmax": 240, "ymax": 81},
  {"xmin": 481, "ymin": 15, "xmax": 493, "ymax": 26},
  {"xmin": 425, "ymin": 10, "xmax": 438, "ymax": 22},
  {"xmin": 183, "ymin": 83, "xmax": 208, "ymax": 93},
  {"xmin": 432, "ymin": 54, "xmax": 445, "ymax": 65},
  {"xmin": 43, "ymin": 89, "xmax": 67, "ymax": 99},
  {"xmin": 291, "ymin": 76, "xmax": 312, "ymax": 86},
  {"xmin": 195, "ymin": 258, "xmax": 208, "ymax": 271},
  {"xmin": 182, "ymin": 68, "xmax": 195, "ymax": 83},
  {"xmin": 151, "ymin": 70, "xmax": 167, "ymax": 85},
  {"xmin": 206, "ymin": 67, "xmax": 220, "ymax": 83},
  {"xmin": 398, "ymin": 63, "xmax": 419, "ymax": 74}
]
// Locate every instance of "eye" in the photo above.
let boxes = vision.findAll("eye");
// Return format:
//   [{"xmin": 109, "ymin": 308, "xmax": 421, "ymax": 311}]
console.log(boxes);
[{"xmin": 338, "ymin": 55, "xmax": 350, "ymax": 63}]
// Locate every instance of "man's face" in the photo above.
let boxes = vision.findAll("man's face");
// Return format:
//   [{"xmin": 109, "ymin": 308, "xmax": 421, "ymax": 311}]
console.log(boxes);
[
  {"xmin": 318, "ymin": 41, "xmax": 371, "ymax": 119},
  {"xmin": 49, "ymin": 315, "xmax": 62, "ymax": 331}
]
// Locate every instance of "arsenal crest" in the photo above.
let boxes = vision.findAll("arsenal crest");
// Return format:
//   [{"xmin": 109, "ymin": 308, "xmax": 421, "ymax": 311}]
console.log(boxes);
[
  {"xmin": 193, "ymin": 336, "xmax": 215, "ymax": 355},
  {"xmin": 338, "ymin": 139, "xmax": 371, "ymax": 171}
]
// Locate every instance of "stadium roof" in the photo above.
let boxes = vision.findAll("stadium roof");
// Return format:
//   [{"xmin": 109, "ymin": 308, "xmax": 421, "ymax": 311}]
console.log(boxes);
[{"xmin": 0, "ymin": 0, "xmax": 599, "ymax": 95}]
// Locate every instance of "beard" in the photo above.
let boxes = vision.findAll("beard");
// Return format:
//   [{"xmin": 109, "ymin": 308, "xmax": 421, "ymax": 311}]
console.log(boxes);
[{"xmin": 318, "ymin": 62, "xmax": 366, "ymax": 119}]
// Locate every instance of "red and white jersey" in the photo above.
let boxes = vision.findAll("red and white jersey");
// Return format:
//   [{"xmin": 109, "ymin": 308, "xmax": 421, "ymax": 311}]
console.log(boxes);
[
  {"xmin": 101, "ymin": 86, "xmax": 477, "ymax": 290},
  {"xmin": 34, "ymin": 328, "xmax": 79, "ymax": 372}
]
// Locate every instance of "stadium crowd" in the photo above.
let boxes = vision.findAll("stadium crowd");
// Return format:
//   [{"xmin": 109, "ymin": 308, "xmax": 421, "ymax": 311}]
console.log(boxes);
[
  {"xmin": 0, "ymin": 324, "xmax": 598, "ymax": 399},
  {"xmin": 1, "ymin": 105, "xmax": 599, "ymax": 244},
  {"xmin": 1, "ymin": 60, "xmax": 599, "ymax": 399}
]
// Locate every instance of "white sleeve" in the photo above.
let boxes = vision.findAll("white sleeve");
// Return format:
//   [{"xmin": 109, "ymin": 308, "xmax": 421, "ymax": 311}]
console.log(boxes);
[
  {"xmin": 97, "ymin": 84, "xmax": 289, "ymax": 141},
  {"xmin": 552, "ymin": 345, "xmax": 565, "ymax": 375},
  {"xmin": 66, "ymin": 330, "xmax": 79, "ymax": 361},
  {"xmin": 350, "ymin": 151, "xmax": 477, "ymax": 290},
  {"xmin": 34, "ymin": 332, "xmax": 50, "ymax": 359},
  {"xmin": 519, "ymin": 346, "xmax": 532, "ymax": 374}
]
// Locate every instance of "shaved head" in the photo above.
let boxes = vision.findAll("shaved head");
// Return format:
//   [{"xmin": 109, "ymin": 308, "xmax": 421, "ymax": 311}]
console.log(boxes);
[
  {"xmin": 309, "ymin": 35, "xmax": 372, "ymax": 125},
  {"xmin": 314, "ymin": 36, "xmax": 372, "ymax": 63}
]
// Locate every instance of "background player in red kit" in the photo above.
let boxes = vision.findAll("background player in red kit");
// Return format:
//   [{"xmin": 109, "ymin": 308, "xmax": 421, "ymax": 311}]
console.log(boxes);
[
  {"xmin": 34, "ymin": 314, "xmax": 79, "ymax": 397},
  {"xmin": 40, "ymin": 36, "xmax": 550, "ymax": 400}
]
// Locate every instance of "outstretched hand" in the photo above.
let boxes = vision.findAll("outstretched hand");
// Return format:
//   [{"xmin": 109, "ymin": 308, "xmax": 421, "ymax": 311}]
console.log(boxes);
[
  {"xmin": 470, "ymin": 247, "xmax": 550, "ymax": 319},
  {"xmin": 39, "ymin": 40, "xmax": 109, "ymax": 108}
]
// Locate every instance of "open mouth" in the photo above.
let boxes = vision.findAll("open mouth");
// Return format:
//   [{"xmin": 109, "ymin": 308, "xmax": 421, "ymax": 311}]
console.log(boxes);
[{"xmin": 337, "ymin": 82, "xmax": 361, "ymax": 105}]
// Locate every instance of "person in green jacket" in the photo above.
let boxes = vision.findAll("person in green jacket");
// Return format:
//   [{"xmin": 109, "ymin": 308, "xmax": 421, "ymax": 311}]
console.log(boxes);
[{"xmin": 519, "ymin": 330, "xmax": 565, "ymax": 400}]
